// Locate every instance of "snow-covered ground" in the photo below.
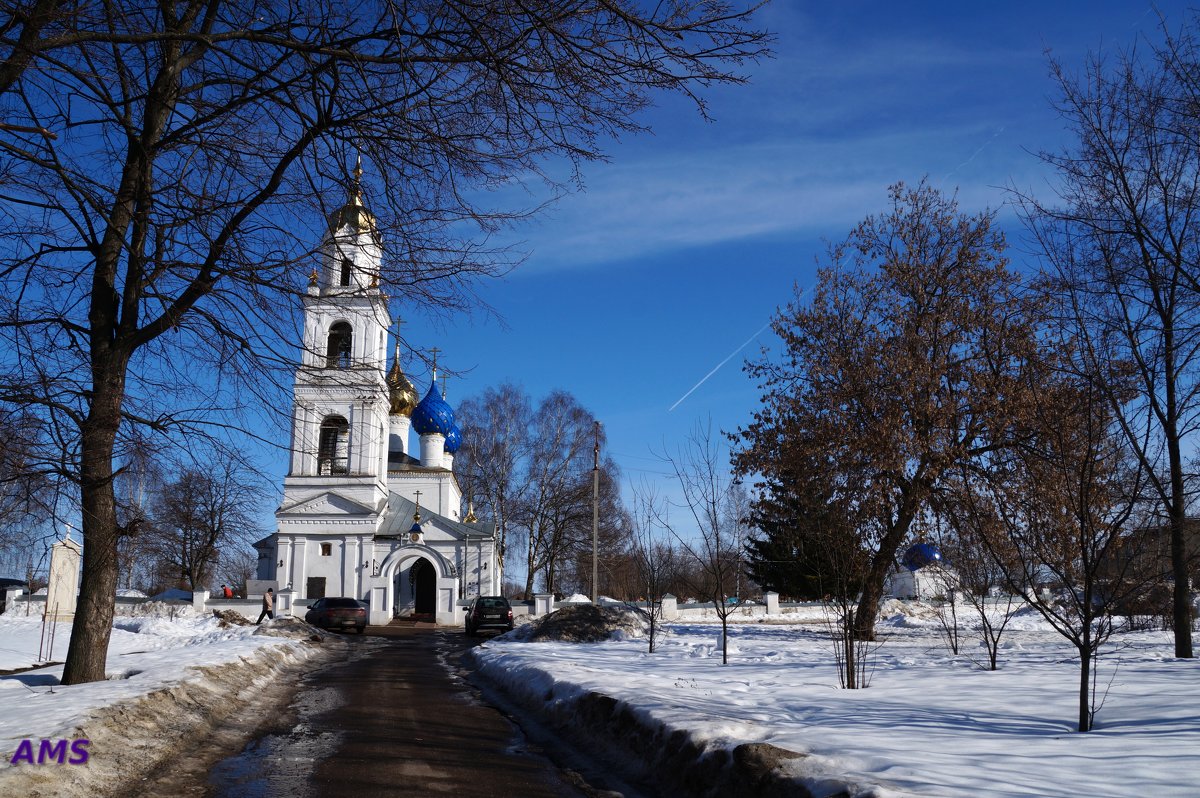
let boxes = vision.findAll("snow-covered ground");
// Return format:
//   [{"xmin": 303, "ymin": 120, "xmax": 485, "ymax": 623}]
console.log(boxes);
[
  {"xmin": 4, "ymin": 598, "xmax": 1196, "ymax": 797},
  {"xmin": 473, "ymin": 601, "xmax": 1200, "ymax": 798},
  {"xmin": 0, "ymin": 603, "xmax": 335, "ymax": 796}
]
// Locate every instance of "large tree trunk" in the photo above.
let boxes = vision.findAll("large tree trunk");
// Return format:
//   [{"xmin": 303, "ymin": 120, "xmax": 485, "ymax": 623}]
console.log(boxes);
[
  {"xmin": 1163, "ymin": 324, "xmax": 1194, "ymax": 659},
  {"xmin": 853, "ymin": 497, "xmax": 919, "ymax": 641},
  {"xmin": 1166, "ymin": 426, "xmax": 1194, "ymax": 658},
  {"xmin": 61, "ymin": 367, "xmax": 126, "ymax": 685}
]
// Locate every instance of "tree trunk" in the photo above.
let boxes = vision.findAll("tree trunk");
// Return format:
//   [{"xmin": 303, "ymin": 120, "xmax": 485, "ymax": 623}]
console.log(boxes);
[
  {"xmin": 720, "ymin": 611, "xmax": 729, "ymax": 665},
  {"xmin": 844, "ymin": 605, "xmax": 857, "ymax": 689},
  {"xmin": 854, "ymin": 499, "xmax": 918, "ymax": 641},
  {"xmin": 1077, "ymin": 646, "xmax": 1091, "ymax": 732},
  {"xmin": 1164, "ymin": 322, "xmax": 1194, "ymax": 659},
  {"xmin": 1167, "ymin": 464, "xmax": 1193, "ymax": 658},
  {"xmin": 61, "ymin": 366, "xmax": 127, "ymax": 685}
]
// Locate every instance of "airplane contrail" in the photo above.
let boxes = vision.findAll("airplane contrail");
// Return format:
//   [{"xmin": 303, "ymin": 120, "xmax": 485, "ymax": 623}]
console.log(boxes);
[{"xmin": 668, "ymin": 319, "xmax": 774, "ymax": 413}]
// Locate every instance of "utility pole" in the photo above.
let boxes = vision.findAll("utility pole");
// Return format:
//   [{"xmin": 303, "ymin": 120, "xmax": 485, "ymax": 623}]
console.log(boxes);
[{"xmin": 592, "ymin": 420, "xmax": 600, "ymax": 604}]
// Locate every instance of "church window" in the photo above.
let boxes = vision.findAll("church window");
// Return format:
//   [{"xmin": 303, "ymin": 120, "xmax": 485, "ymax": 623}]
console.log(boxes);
[
  {"xmin": 318, "ymin": 416, "xmax": 350, "ymax": 475},
  {"xmin": 340, "ymin": 257, "xmax": 353, "ymax": 286},
  {"xmin": 320, "ymin": 543, "xmax": 332, "ymax": 556},
  {"xmin": 326, "ymin": 322, "xmax": 353, "ymax": 368}
]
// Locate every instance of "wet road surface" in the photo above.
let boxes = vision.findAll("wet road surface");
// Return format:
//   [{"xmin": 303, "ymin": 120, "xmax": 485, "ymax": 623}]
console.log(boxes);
[{"xmin": 198, "ymin": 624, "xmax": 640, "ymax": 798}]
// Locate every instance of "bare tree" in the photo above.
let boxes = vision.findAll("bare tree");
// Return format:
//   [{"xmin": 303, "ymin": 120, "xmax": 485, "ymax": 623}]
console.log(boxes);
[
  {"xmin": 455, "ymin": 384, "xmax": 533, "ymax": 583},
  {"xmin": 0, "ymin": 1, "xmax": 770, "ymax": 683},
  {"xmin": 735, "ymin": 181, "xmax": 1047, "ymax": 643},
  {"xmin": 218, "ymin": 550, "xmax": 257, "ymax": 599},
  {"xmin": 1016, "ymin": 21, "xmax": 1200, "ymax": 658},
  {"xmin": 629, "ymin": 482, "xmax": 677, "ymax": 654},
  {"xmin": 145, "ymin": 449, "xmax": 267, "ymax": 592},
  {"xmin": 935, "ymin": 505, "xmax": 1024, "ymax": 671},
  {"xmin": 518, "ymin": 392, "xmax": 618, "ymax": 597},
  {"xmin": 657, "ymin": 419, "xmax": 746, "ymax": 665},
  {"xmin": 460, "ymin": 386, "xmax": 624, "ymax": 598},
  {"xmin": 967, "ymin": 369, "xmax": 1152, "ymax": 732}
]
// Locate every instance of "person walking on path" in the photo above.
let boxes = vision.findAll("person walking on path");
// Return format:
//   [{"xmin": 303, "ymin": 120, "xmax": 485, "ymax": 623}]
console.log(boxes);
[{"xmin": 257, "ymin": 588, "xmax": 274, "ymax": 624}]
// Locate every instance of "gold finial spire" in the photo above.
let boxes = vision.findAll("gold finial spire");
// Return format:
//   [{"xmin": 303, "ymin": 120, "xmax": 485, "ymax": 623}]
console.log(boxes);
[
  {"xmin": 327, "ymin": 154, "xmax": 377, "ymax": 235},
  {"xmin": 351, "ymin": 152, "xmax": 364, "ymax": 205},
  {"xmin": 464, "ymin": 499, "xmax": 478, "ymax": 524},
  {"xmin": 413, "ymin": 490, "xmax": 422, "ymax": 523},
  {"xmin": 308, "ymin": 267, "xmax": 319, "ymax": 288}
]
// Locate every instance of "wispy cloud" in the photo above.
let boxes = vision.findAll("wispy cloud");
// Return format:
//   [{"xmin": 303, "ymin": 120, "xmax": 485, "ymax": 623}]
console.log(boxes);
[{"xmin": 510, "ymin": 127, "xmax": 1046, "ymax": 271}]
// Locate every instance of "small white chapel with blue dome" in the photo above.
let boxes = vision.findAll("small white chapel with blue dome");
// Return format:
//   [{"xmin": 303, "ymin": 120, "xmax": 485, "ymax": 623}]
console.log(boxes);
[{"xmin": 253, "ymin": 164, "xmax": 499, "ymax": 625}]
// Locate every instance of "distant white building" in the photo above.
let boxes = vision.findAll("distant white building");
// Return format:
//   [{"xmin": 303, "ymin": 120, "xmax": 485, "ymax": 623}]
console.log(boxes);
[
  {"xmin": 885, "ymin": 564, "xmax": 958, "ymax": 600},
  {"xmin": 254, "ymin": 164, "xmax": 498, "ymax": 625}
]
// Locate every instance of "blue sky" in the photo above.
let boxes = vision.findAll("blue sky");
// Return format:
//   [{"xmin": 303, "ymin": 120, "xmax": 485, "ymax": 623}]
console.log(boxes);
[
  {"xmin": 368, "ymin": 2, "xmax": 1186, "ymax": 505},
  {"xmin": 201, "ymin": 0, "xmax": 1186, "ymax": 530}
]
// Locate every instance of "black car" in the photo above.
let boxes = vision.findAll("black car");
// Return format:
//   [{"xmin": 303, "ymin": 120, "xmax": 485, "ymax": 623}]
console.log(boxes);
[
  {"xmin": 464, "ymin": 596, "xmax": 514, "ymax": 636},
  {"xmin": 305, "ymin": 597, "xmax": 367, "ymax": 633}
]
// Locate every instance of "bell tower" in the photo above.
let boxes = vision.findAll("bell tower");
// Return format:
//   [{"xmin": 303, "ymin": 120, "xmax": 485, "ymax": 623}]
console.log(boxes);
[{"xmin": 282, "ymin": 158, "xmax": 391, "ymax": 511}]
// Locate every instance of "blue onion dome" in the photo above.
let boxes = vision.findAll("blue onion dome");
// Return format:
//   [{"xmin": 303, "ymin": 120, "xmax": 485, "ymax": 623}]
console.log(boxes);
[
  {"xmin": 444, "ymin": 423, "xmax": 462, "ymax": 454},
  {"xmin": 412, "ymin": 381, "xmax": 456, "ymax": 436},
  {"xmin": 902, "ymin": 543, "xmax": 943, "ymax": 572}
]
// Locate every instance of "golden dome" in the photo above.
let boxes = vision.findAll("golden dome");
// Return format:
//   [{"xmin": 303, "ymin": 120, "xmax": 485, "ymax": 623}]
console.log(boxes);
[
  {"xmin": 387, "ymin": 344, "xmax": 417, "ymax": 417},
  {"xmin": 327, "ymin": 156, "xmax": 378, "ymax": 237}
]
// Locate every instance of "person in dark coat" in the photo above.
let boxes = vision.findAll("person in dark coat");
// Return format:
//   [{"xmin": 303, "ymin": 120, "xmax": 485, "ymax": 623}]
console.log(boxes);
[{"xmin": 256, "ymin": 588, "xmax": 274, "ymax": 624}]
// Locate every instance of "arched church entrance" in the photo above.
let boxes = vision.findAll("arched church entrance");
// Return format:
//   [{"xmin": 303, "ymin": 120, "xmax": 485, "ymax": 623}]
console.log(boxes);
[{"xmin": 410, "ymin": 557, "xmax": 436, "ymax": 616}]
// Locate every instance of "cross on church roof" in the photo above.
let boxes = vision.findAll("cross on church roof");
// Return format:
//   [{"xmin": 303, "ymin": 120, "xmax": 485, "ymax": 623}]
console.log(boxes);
[{"xmin": 428, "ymin": 347, "xmax": 441, "ymax": 380}]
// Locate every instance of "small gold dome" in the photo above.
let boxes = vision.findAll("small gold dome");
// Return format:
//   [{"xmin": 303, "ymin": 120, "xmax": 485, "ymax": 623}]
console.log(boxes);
[
  {"xmin": 387, "ymin": 349, "xmax": 417, "ymax": 417},
  {"xmin": 327, "ymin": 197, "xmax": 377, "ymax": 236},
  {"xmin": 328, "ymin": 156, "xmax": 378, "ymax": 237}
]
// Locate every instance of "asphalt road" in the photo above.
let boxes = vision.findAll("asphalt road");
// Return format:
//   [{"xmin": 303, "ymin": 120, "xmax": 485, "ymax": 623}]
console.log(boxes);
[{"xmin": 203, "ymin": 624, "xmax": 635, "ymax": 798}]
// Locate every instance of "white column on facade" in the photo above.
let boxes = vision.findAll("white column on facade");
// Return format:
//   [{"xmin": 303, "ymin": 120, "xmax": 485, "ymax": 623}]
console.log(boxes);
[
  {"xmin": 296, "ymin": 403, "xmax": 314, "ymax": 475},
  {"xmin": 277, "ymin": 538, "xmax": 292, "ymax": 584},
  {"xmin": 377, "ymin": 420, "xmax": 387, "ymax": 480},
  {"xmin": 293, "ymin": 539, "xmax": 307, "ymax": 594},
  {"xmin": 347, "ymin": 402, "xmax": 362, "ymax": 474}
]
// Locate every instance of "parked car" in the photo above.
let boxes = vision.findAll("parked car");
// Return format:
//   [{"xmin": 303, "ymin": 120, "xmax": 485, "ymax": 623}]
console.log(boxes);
[
  {"xmin": 305, "ymin": 597, "xmax": 367, "ymax": 634},
  {"xmin": 464, "ymin": 596, "xmax": 514, "ymax": 636}
]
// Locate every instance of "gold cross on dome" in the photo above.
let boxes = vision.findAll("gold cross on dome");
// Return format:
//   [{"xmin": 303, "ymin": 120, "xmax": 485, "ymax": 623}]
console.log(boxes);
[
  {"xmin": 413, "ymin": 490, "xmax": 422, "ymax": 522},
  {"xmin": 428, "ymin": 347, "xmax": 441, "ymax": 379}
]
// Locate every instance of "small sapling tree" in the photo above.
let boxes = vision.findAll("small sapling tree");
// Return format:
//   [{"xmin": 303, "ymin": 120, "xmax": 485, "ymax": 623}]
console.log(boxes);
[{"xmin": 658, "ymin": 420, "xmax": 747, "ymax": 665}]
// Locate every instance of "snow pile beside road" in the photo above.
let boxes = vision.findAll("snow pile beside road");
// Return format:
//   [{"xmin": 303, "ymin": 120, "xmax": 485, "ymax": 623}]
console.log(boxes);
[
  {"xmin": 502, "ymin": 604, "xmax": 648, "ymax": 643},
  {"xmin": 0, "ymin": 613, "xmax": 344, "ymax": 798}
]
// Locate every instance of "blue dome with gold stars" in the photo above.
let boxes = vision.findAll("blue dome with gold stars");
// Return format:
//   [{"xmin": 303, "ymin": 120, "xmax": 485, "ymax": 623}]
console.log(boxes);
[
  {"xmin": 412, "ymin": 382, "xmax": 455, "ymax": 436},
  {"xmin": 444, "ymin": 423, "xmax": 462, "ymax": 454}
]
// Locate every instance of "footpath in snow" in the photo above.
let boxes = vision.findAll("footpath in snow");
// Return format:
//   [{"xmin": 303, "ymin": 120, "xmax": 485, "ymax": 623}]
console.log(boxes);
[{"xmin": 471, "ymin": 601, "xmax": 1200, "ymax": 798}]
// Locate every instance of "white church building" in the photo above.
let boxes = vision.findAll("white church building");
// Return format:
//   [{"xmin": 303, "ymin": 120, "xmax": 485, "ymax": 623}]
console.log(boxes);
[{"xmin": 254, "ymin": 165, "xmax": 499, "ymax": 625}]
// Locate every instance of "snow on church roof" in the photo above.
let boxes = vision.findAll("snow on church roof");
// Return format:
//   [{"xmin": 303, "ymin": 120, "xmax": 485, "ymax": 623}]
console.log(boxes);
[{"xmin": 376, "ymin": 492, "xmax": 493, "ymax": 539}]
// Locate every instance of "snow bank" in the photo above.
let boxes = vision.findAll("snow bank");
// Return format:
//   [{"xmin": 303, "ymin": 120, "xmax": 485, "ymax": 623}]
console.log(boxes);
[
  {"xmin": 501, "ymin": 604, "xmax": 648, "ymax": 643},
  {"xmin": 0, "ymin": 615, "xmax": 344, "ymax": 798},
  {"xmin": 472, "ymin": 615, "xmax": 1200, "ymax": 797}
]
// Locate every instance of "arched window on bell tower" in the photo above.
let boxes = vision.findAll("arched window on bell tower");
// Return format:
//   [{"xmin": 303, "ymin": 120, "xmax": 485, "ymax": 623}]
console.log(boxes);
[
  {"xmin": 326, "ymin": 322, "xmax": 353, "ymax": 368},
  {"xmin": 318, "ymin": 416, "xmax": 350, "ymax": 475},
  {"xmin": 340, "ymin": 257, "xmax": 353, "ymax": 287}
]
